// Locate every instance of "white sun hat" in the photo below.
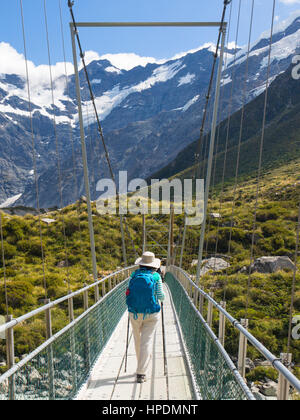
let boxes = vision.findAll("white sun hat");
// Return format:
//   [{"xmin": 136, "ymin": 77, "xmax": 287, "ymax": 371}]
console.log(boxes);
[{"xmin": 135, "ymin": 251, "xmax": 161, "ymax": 269}]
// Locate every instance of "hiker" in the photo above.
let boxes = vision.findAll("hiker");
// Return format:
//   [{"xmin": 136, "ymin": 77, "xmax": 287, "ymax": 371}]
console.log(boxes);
[{"xmin": 126, "ymin": 251, "xmax": 165, "ymax": 383}]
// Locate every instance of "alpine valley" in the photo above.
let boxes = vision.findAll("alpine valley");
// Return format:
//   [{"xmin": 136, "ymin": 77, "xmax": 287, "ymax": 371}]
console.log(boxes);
[{"xmin": 0, "ymin": 14, "xmax": 300, "ymax": 208}]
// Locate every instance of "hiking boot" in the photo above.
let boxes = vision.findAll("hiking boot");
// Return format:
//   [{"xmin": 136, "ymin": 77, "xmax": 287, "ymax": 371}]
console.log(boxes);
[{"xmin": 136, "ymin": 374, "xmax": 146, "ymax": 383}]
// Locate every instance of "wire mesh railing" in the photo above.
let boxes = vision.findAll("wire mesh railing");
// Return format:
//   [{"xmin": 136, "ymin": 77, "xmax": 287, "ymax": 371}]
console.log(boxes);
[
  {"xmin": 0, "ymin": 266, "xmax": 136, "ymax": 400},
  {"xmin": 166, "ymin": 266, "xmax": 300, "ymax": 400},
  {"xmin": 165, "ymin": 271, "xmax": 254, "ymax": 400}
]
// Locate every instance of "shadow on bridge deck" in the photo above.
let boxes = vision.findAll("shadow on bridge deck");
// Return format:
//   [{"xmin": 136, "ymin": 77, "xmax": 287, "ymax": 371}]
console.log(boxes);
[{"xmin": 76, "ymin": 286, "xmax": 194, "ymax": 400}]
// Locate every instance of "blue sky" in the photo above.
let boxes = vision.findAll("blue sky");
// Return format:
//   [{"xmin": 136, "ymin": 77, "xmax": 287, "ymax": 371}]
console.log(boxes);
[{"xmin": 0, "ymin": 0, "xmax": 299, "ymax": 68}]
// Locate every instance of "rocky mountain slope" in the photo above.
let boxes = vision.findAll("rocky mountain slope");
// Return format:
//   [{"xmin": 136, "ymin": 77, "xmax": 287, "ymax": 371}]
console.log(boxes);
[
  {"xmin": 150, "ymin": 62, "xmax": 300, "ymax": 185},
  {"xmin": 0, "ymin": 14, "xmax": 299, "ymax": 207}
]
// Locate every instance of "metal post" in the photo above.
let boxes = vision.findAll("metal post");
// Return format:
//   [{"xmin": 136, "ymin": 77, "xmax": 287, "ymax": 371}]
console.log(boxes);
[
  {"xmin": 70, "ymin": 25, "xmax": 98, "ymax": 285},
  {"xmin": 102, "ymin": 280, "xmax": 106, "ymax": 297},
  {"xmin": 44, "ymin": 299, "xmax": 55, "ymax": 399},
  {"xmin": 5, "ymin": 315, "xmax": 15, "ymax": 400},
  {"xmin": 207, "ymin": 291, "xmax": 214, "ymax": 328},
  {"xmin": 142, "ymin": 214, "xmax": 146, "ymax": 253},
  {"xmin": 199, "ymin": 293, "xmax": 205, "ymax": 315},
  {"xmin": 196, "ymin": 25, "xmax": 226, "ymax": 287},
  {"xmin": 94, "ymin": 284, "xmax": 100, "ymax": 302},
  {"xmin": 68, "ymin": 296, "xmax": 74, "ymax": 323},
  {"xmin": 68, "ymin": 296, "xmax": 77, "ymax": 392},
  {"xmin": 193, "ymin": 288, "xmax": 199, "ymax": 307},
  {"xmin": 277, "ymin": 353, "xmax": 292, "ymax": 400},
  {"xmin": 83, "ymin": 285, "xmax": 89, "ymax": 311},
  {"xmin": 218, "ymin": 301, "xmax": 226, "ymax": 347},
  {"xmin": 179, "ymin": 216, "xmax": 187, "ymax": 269},
  {"xmin": 83, "ymin": 284, "xmax": 90, "ymax": 370},
  {"xmin": 238, "ymin": 319, "xmax": 249, "ymax": 379}
]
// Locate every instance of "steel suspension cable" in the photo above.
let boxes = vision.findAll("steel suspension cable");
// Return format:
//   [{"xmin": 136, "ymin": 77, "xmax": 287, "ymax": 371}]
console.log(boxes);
[
  {"xmin": 19, "ymin": 0, "xmax": 48, "ymax": 298},
  {"xmin": 68, "ymin": 0, "xmax": 128, "ymax": 266},
  {"xmin": 193, "ymin": 0, "xmax": 232, "ymax": 180},
  {"xmin": 245, "ymin": 0, "xmax": 277, "ymax": 317},
  {"xmin": 68, "ymin": 1, "xmax": 115, "ymax": 184},
  {"xmin": 85, "ymin": 101, "xmax": 97, "ymax": 196},
  {"xmin": 203, "ymin": 0, "xmax": 233, "ymax": 261},
  {"xmin": 58, "ymin": 0, "xmax": 84, "ymax": 263},
  {"xmin": 43, "ymin": 0, "xmax": 71, "ymax": 292},
  {"xmin": 224, "ymin": 0, "xmax": 255, "ymax": 301},
  {"xmin": 202, "ymin": 0, "xmax": 237, "ymax": 273}
]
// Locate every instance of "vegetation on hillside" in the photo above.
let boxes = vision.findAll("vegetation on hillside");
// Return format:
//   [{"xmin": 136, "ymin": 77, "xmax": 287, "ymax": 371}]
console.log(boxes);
[{"xmin": 0, "ymin": 158, "xmax": 299, "ymax": 383}]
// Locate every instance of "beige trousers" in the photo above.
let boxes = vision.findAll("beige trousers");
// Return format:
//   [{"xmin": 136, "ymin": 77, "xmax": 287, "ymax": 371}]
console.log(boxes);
[{"xmin": 130, "ymin": 312, "xmax": 160, "ymax": 375}]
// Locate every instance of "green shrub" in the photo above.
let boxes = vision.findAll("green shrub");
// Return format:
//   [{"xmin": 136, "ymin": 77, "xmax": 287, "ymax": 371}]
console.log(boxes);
[
  {"xmin": 246, "ymin": 366, "xmax": 278, "ymax": 382},
  {"xmin": 0, "ymin": 280, "xmax": 35, "ymax": 309},
  {"xmin": 0, "ymin": 242, "xmax": 17, "ymax": 263},
  {"xmin": 3, "ymin": 218, "xmax": 27, "ymax": 243}
]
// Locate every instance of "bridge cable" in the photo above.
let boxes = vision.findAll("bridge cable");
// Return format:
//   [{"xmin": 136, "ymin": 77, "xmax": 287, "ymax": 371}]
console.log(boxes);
[
  {"xmin": 84, "ymin": 91, "xmax": 97, "ymax": 196},
  {"xmin": 203, "ymin": 0, "xmax": 234, "ymax": 261},
  {"xmin": 203, "ymin": 1, "xmax": 243, "ymax": 298},
  {"xmin": 68, "ymin": 1, "xmax": 115, "ymax": 184},
  {"xmin": 224, "ymin": 0, "xmax": 255, "ymax": 302},
  {"xmin": 43, "ymin": 0, "xmax": 71, "ymax": 293},
  {"xmin": 245, "ymin": 0, "xmax": 277, "ymax": 318},
  {"xmin": 68, "ymin": 0, "xmax": 127, "ymax": 266},
  {"xmin": 58, "ymin": 0, "xmax": 84, "ymax": 266},
  {"xmin": 182, "ymin": 1, "xmax": 232, "ymax": 272},
  {"xmin": 20, "ymin": 0, "xmax": 48, "ymax": 299},
  {"xmin": 193, "ymin": 0, "xmax": 232, "ymax": 181}
]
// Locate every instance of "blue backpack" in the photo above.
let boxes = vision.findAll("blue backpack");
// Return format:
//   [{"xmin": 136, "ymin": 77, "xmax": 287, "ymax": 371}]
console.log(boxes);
[{"xmin": 126, "ymin": 269, "xmax": 161, "ymax": 318}]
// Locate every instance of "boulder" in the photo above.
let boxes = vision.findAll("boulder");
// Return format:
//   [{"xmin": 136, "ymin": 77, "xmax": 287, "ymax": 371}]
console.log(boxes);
[
  {"xmin": 259, "ymin": 381, "xmax": 278, "ymax": 397},
  {"xmin": 201, "ymin": 257, "xmax": 230, "ymax": 275},
  {"xmin": 251, "ymin": 388, "xmax": 266, "ymax": 401},
  {"xmin": 249, "ymin": 256, "xmax": 296, "ymax": 274},
  {"xmin": 191, "ymin": 258, "xmax": 230, "ymax": 274}
]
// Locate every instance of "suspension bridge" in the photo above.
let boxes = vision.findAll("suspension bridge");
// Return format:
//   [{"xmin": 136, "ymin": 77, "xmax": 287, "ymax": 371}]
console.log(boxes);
[{"xmin": 0, "ymin": 0, "xmax": 300, "ymax": 401}]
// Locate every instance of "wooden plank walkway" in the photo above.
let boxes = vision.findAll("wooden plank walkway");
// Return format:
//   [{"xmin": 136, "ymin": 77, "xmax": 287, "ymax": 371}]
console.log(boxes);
[{"xmin": 76, "ymin": 286, "xmax": 194, "ymax": 400}]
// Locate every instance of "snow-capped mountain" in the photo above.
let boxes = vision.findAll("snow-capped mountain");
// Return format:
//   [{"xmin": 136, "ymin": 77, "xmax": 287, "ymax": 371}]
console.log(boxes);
[{"xmin": 0, "ymin": 13, "xmax": 299, "ymax": 208}]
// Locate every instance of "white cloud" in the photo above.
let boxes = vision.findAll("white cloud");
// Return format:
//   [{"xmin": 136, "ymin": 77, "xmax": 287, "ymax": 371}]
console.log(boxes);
[
  {"xmin": 81, "ymin": 50, "xmax": 101, "ymax": 67},
  {"xmin": 98, "ymin": 52, "xmax": 161, "ymax": 71},
  {"xmin": 280, "ymin": 0, "xmax": 300, "ymax": 4}
]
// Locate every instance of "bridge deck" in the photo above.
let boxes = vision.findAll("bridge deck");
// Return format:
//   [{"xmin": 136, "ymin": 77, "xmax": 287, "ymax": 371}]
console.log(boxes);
[{"xmin": 76, "ymin": 285, "xmax": 194, "ymax": 400}]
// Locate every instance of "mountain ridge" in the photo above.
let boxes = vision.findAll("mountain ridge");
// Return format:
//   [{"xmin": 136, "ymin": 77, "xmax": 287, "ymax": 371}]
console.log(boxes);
[{"xmin": 0, "ymin": 14, "xmax": 300, "ymax": 207}]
